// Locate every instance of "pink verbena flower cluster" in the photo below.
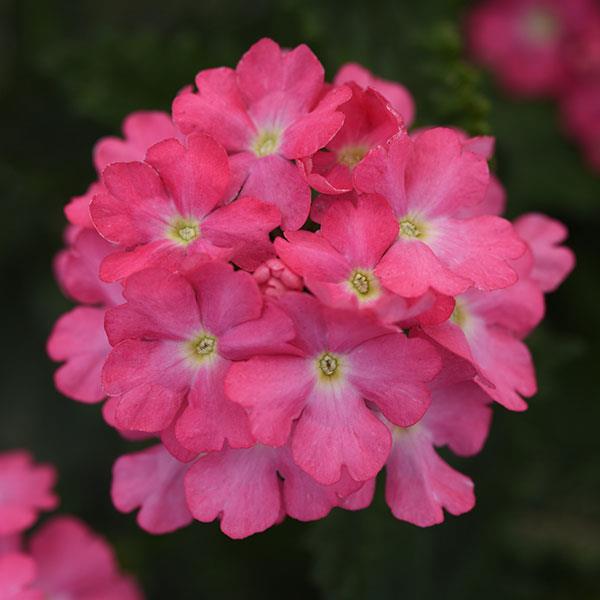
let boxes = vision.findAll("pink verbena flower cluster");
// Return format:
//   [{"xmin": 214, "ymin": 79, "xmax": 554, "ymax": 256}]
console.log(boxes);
[
  {"xmin": 48, "ymin": 38, "xmax": 575, "ymax": 539},
  {"xmin": 467, "ymin": 0, "xmax": 600, "ymax": 171},
  {"xmin": 0, "ymin": 450, "xmax": 142, "ymax": 599}
]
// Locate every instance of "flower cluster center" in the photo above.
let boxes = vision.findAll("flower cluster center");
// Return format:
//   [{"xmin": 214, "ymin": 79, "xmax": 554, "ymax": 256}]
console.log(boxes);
[
  {"xmin": 252, "ymin": 130, "xmax": 281, "ymax": 157},
  {"xmin": 338, "ymin": 145, "xmax": 368, "ymax": 169}
]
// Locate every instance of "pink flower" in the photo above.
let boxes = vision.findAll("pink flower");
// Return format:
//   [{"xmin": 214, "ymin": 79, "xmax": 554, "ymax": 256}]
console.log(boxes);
[
  {"xmin": 334, "ymin": 63, "xmax": 416, "ymax": 126},
  {"xmin": 252, "ymin": 258, "xmax": 304, "ymax": 297},
  {"xmin": 111, "ymin": 445, "xmax": 193, "ymax": 534},
  {"xmin": 514, "ymin": 213, "xmax": 576, "ymax": 292},
  {"xmin": 353, "ymin": 129, "xmax": 525, "ymax": 297},
  {"xmin": 184, "ymin": 443, "xmax": 371, "ymax": 539},
  {"xmin": 275, "ymin": 194, "xmax": 453, "ymax": 324},
  {"xmin": 0, "ymin": 552, "xmax": 41, "ymax": 600},
  {"xmin": 112, "ymin": 442, "xmax": 370, "ymax": 539},
  {"xmin": 421, "ymin": 286, "xmax": 540, "ymax": 411},
  {"xmin": 65, "ymin": 111, "xmax": 182, "ymax": 229},
  {"xmin": 27, "ymin": 516, "xmax": 142, "ymax": 600},
  {"xmin": 48, "ymin": 229, "xmax": 121, "ymax": 403},
  {"xmin": 173, "ymin": 38, "xmax": 351, "ymax": 230},
  {"xmin": 102, "ymin": 262, "xmax": 293, "ymax": 452},
  {"xmin": 563, "ymin": 14, "xmax": 600, "ymax": 82},
  {"xmin": 432, "ymin": 129, "xmax": 506, "ymax": 218},
  {"xmin": 226, "ymin": 293, "xmax": 441, "ymax": 484},
  {"xmin": 299, "ymin": 83, "xmax": 403, "ymax": 194},
  {"xmin": 94, "ymin": 111, "xmax": 183, "ymax": 173},
  {"xmin": 467, "ymin": 0, "xmax": 595, "ymax": 97},
  {"xmin": 560, "ymin": 81, "xmax": 600, "ymax": 172},
  {"xmin": 91, "ymin": 134, "xmax": 280, "ymax": 281},
  {"xmin": 0, "ymin": 452, "xmax": 58, "ymax": 537},
  {"xmin": 384, "ymin": 350, "xmax": 492, "ymax": 526}
]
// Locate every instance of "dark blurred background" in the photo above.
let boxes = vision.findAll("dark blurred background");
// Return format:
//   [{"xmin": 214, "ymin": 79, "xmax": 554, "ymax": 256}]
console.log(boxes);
[{"xmin": 1, "ymin": 0, "xmax": 599, "ymax": 598}]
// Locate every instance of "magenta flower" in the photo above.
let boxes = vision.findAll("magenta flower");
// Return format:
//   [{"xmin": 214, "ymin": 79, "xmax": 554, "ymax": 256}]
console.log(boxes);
[
  {"xmin": 0, "ymin": 451, "xmax": 143, "ymax": 598},
  {"xmin": 0, "ymin": 452, "xmax": 57, "ymax": 537},
  {"xmin": 111, "ymin": 445, "xmax": 193, "ymax": 535},
  {"xmin": 184, "ymin": 444, "xmax": 371, "ymax": 539},
  {"xmin": 353, "ymin": 129, "xmax": 526, "ymax": 297},
  {"xmin": 112, "ymin": 443, "xmax": 370, "ymax": 539},
  {"xmin": 48, "ymin": 229, "xmax": 122, "ymax": 403},
  {"xmin": 334, "ymin": 62, "xmax": 416, "ymax": 126},
  {"xmin": 514, "ymin": 213, "xmax": 576, "ymax": 292},
  {"xmin": 65, "ymin": 110, "xmax": 183, "ymax": 230},
  {"xmin": 300, "ymin": 83, "xmax": 403, "ymax": 195},
  {"xmin": 0, "ymin": 552, "xmax": 40, "ymax": 600},
  {"xmin": 560, "ymin": 81, "xmax": 600, "ymax": 172},
  {"xmin": 226, "ymin": 293, "xmax": 441, "ymax": 484},
  {"xmin": 468, "ymin": 0, "xmax": 595, "ymax": 97},
  {"xmin": 102, "ymin": 262, "xmax": 294, "ymax": 452},
  {"xmin": 47, "ymin": 40, "xmax": 577, "ymax": 538},
  {"xmin": 173, "ymin": 38, "xmax": 351, "ymax": 229},
  {"xmin": 26, "ymin": 517, "xmax": 142, "ymax": 600},
  {"xmin": 90, "ymin": 133, "xmax": 280, "ymax": 281},
  {"xmin": 383, "ymin": 349, "xmax": 492, "ymax": 525},
  {"xmin": 276, "ymin": 193, "xmax": 453, "ymax": 324}
]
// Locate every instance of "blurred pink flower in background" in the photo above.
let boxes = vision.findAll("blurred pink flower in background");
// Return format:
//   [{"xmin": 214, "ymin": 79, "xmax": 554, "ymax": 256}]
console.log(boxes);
[
  {"xmin": 467, "ymin": 0, "xmax": 600, "ymax": 172},
  {"xmin": 0, "ymin": 450, "xmax": 143, "ymax": 599}
]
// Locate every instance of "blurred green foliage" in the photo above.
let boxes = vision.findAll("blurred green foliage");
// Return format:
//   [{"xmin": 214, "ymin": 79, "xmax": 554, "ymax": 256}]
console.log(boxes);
[{"xmin": 1, "ymin": 0, "xmax": 599, "ymax": 598}]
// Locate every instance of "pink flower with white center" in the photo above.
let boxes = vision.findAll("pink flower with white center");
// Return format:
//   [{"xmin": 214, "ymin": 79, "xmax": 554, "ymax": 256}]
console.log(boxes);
[
  {"xmin": 226, "ymin": 293, "xmax": 442, "ymax": 485},
  {"xmin": 383, "ymin": 350, "xmax": 492, "ymax": 526},
  {"xmin": 420, "ymin": 211, "xmax": 573, "ymax": 411},
  {"xmin": 111, "ymin": 445, "xmax": 193, "ymax": 534},
  {"xmin": 252, "ymin": 258, "xmax": 304, "ymax": 298},
  {"xmin": 90, "ymin": 133, "xmax": 280, "ymax": 282},
  {"xmin": 184, "ymin": 443, "xmax": 371, "ymax": 539},
  {"xmin": 468, "ymin": 0, "xmax": 595, "ymax": 97},
  {"xmin": 0, "ymin": 452, "xmax": 58, "ymax": 537},
  {"xmin": 353, "ymin": 129, "xmax": 526, "ymax": 297},
  {"xmin": 172, "ymin": 38, "xmax": 351, "ymax": 230},
  {"xmin": 300, "ymin": 83, "xmax": 403, "ymax": 195},
  {"xmin": 421, "ymin": 285, "xmax": 540, "ymax": 411},
  {"xmin": 514, "ymin": 213, "xmax": 576, "ymax": 292},
  {"xmin": 48, "ymin": 229, "xmax": 122, "ymax": 404},
  {"xmin": 276, "ymin": 194, "xmax": 453, "ymax": 324},
  {"xmin": 334, "ymin": 63, "xmax": 416, "ymax": 126},
  {"xmin": 27, "ymin": 516, "xmax": 142, "ymax": 600},
  {"xmin": 0, "ymin": 552, "xmax": 41, "ymax": 600},
  {"xmin": 102, "ymin": 262, "xmax": 294, "ymax": 453},
  {"xmin": 65, "ymin": 111, "xmax": 183, "ymax": 230}
]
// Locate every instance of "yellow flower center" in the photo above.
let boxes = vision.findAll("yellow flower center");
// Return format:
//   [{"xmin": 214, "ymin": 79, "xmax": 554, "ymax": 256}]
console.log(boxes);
[
  {"xmin": 524, "ymin": 8, "xmax": 559, "ymax": 44},
  {"xmin": 399, "ymin": 218, "xmax": 422, "ymax": 238},
  {"xmin": 347, "ymin": 269, "xmax": 381, "ymax": 302},
  {"xmin": 337, "ymin": 145, "xmax": 368, "ymax": 169},
  {"xmin": 252, "ymin": 130, "xmax": 281, "ymax": 157},
  {"xmin": 186, "ymin": 333, "xmax": 217, "ymax": 365},
  {"xmin": 451, "ymin": 300, "xmax": 470, "ymax": 330},
  {"xmin": 169, "ymin": 218, "xmax": 200, "ymax": 245}
]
